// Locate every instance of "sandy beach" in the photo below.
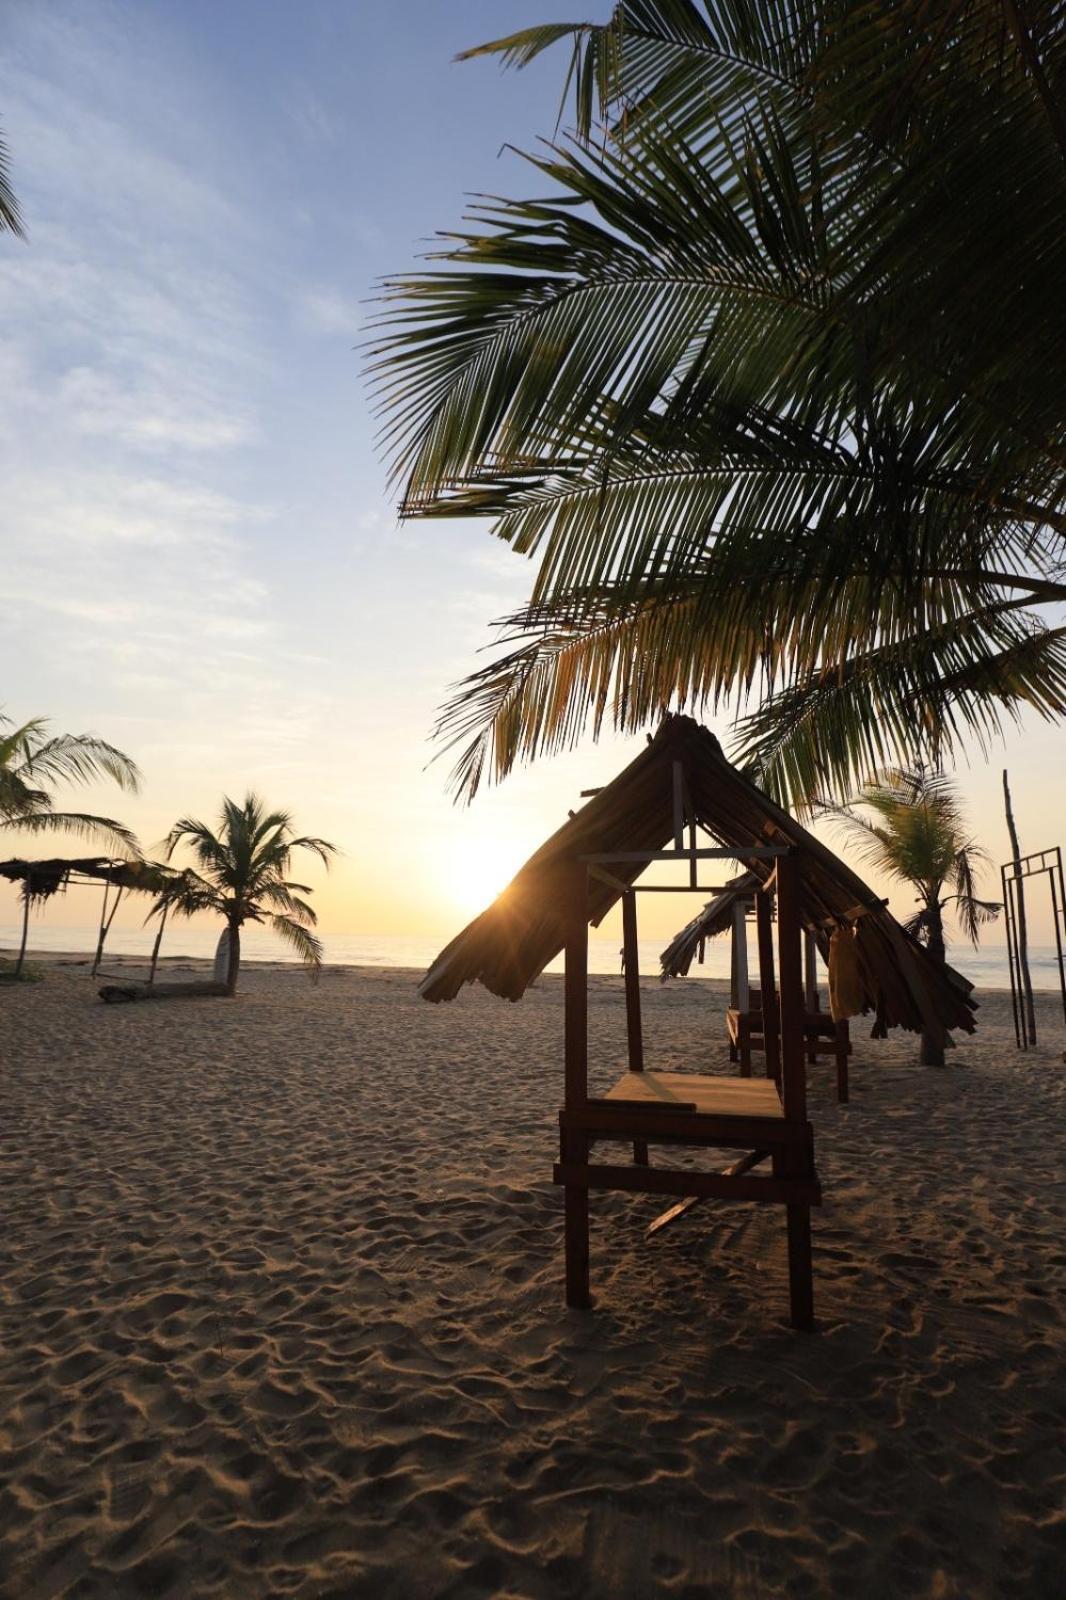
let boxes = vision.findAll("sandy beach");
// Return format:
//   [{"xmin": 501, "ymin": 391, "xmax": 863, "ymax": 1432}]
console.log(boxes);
[{"xmin": 2, "ymin": 959, "xmax": 1065, "ymax": 1598}]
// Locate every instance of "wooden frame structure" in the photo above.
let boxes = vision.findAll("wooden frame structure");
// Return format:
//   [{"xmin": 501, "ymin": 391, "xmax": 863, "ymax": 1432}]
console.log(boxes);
[
  {"xmin": 1001, "ymin": 846, "xmax": 1066, "ymax": 1053},
  {"xmin": 662, "ymin": 878, "xmax": 851, "ymax": 1100},
  {"xmin": 0, "ymin": 856, "xmax": 174, "ymax": 983},
  {"xmin": 420, "ymin": 717, "xmax": 978, "ymax": 1331},
  {"xmin": 558, "ymin": 839, "xmax": 820, "ymax": 1327}
]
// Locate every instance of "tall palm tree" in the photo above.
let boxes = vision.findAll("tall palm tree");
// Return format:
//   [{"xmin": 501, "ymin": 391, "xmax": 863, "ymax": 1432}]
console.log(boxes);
[
  {"xmin": 370, "ymin": 1, "xmax": 1066, "ymax": 808},
  {"xmin": 157, "ymin": 794, "xmax": 337, "ymax": 994},
  {"xmin": 1, "ymin": 712, "xmax": 141, "ymax": 852},
  {"xmin": 824, "ymin": 767, "xmax": 999, "ymax": 1065}
]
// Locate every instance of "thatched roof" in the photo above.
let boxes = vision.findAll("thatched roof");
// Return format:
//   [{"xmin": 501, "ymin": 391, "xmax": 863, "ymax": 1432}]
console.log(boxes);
[
  {"xmin": 0, "ymin": 857, "xmax": 169, "ymax": 903},
  {"xmin": 419, "ymin": 717, "xmax": 976, "ymax": 1041},
  {"xmin": 658, "ymin": 871, "xmax": 761, "ymax": 979}
]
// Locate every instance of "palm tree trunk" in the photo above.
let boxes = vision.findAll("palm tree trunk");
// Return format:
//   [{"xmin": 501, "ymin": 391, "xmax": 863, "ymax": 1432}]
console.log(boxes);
[
  {"xmin": 225, "ymin": 921, "xmax": 241, "ymax": 996},
  {"xmin": 14, "ymin": 888, "xmax": 30, "ymax": 978},
  {"xmin": 920, "ymin": 899, "xmax": 947, "ymax": 1066}
]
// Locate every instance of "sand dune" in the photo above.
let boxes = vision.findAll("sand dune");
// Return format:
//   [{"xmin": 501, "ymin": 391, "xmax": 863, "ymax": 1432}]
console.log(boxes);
[{"xmin": 2, "ymin": 964, "xmax": 1064, "ymax": 1597}]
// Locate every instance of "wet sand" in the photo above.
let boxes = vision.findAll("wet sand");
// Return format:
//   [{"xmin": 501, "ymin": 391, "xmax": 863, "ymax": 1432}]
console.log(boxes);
[{"xmin": 2, "ymin": 961, "xmax": 1065, "ymax": 1598}]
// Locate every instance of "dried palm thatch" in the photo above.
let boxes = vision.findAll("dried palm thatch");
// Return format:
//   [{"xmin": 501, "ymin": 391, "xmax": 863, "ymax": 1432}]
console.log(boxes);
[
  {"xmin": 420, "ymin": 717, "xmax": 976, "ymax": 1043},
  {"xmin": 0, "ymin": 857, "xmax": 170, "ymax": 904},
  {"xmin": 658, "ymin": 871, "xmax": 761, "ymax": 980}
]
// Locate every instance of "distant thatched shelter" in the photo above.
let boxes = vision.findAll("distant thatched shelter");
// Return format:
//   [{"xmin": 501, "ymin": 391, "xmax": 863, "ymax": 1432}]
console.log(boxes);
[{"xmin": 0, "ymin": 856, "xmax": 174, "ymax": 980}]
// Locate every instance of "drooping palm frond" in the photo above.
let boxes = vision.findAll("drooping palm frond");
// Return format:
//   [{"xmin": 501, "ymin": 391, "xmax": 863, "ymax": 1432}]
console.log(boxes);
[
  {"xmin": 0, "ymin": 127, "xmax": 24, "ymax": 237},
  {"xmin": 266, "ymin": 913, "xmax": 324, "ymax": 975},
  {"xmin": 10, "ymin": 809, "xmax": 141, "ymax": 854},
  {"xmin": 1, "ymin": 711, "xmax": 142, "ymax": 852},
  {"xmin": 373, "ymin": 0, "xmax": 1066, "ymax": 809}
]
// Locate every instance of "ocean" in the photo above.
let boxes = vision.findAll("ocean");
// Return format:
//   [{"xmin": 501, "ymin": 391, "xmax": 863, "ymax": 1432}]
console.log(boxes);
[{"xmin": 2, "ymin": 921, "xmax": 1062, "ymax": 990}]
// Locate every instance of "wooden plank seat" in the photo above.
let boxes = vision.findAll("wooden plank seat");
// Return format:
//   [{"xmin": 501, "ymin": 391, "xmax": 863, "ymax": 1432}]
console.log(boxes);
[{"xmin": 605, "ymin": 1068, "xmax": 784, "ymax": 1118}]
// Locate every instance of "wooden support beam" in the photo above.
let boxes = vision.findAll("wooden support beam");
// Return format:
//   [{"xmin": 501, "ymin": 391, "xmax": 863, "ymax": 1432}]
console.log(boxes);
[
  {"xmin": 776, "ymin": 853, "xmax": 807, "ymax": 1125},
  {"xmin": 755, "ymin": 890, "xmax": 781, "ymax": 1086},
  {"xmin": 734, "ymin": 903, "xmax": 750, "ymax": 1010},
  {"xmin": 553, "ymin": 1162, "xmax": 821, "ymax": 1206},
  {"xmin": 564, "ymin": 863, "xmax": 589, "ymax": 1111},
  {"xmin": 646, "ymin": 1149, "xmax": 770, "ymax": 1235},
  {"xmin": 672, "ymin": 760, "xmax": 685, "ymax": 852},
  {"xmin": 621, "ymin": 891, "xmax": 644, "ymax": 1074},
  {"xmin": 579, "ymin": 847, "xmax": 789, "ymax": 863},
  {"xmin": 561, "ymin": 1104, "xmax": 810, "ymax": 1149}
]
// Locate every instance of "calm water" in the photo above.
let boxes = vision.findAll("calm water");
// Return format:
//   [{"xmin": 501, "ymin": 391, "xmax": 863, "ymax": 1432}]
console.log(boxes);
[{"xmin": 2, "ymin": 920, "xmax": 1062, "ymax": 989}]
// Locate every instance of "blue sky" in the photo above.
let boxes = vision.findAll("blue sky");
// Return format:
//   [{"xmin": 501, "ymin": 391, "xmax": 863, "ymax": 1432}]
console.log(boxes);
[{"xmin": 1, "ymin": 0, "xmax": 1061, "ymax": 947}]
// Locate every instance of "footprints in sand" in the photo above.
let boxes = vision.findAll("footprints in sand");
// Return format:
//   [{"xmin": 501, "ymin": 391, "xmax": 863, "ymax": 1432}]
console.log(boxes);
[{"xmin": 3, "ymin": 968, "xmax": 1066, "ymax": 1597}]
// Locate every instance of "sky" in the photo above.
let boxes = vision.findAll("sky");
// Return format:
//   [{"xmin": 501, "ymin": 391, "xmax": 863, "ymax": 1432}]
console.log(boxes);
[{"xmin": 1, "ymin": 0, "xmax": 1063, "ymax": 954}]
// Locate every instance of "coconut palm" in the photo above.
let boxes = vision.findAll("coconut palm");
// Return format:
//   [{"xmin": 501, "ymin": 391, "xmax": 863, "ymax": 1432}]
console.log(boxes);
[
  {"xmin": 0, "ymin": 125, "xmax": 24, "ymax": 236},
  {"xmin": 824, "ymin": 767, "xmax": 999, "ymax": 1065},
  {"xmin": 1, "ymin": 711, "xmax": 141, "ymax": 852},
  {"xmin": 371, "ymin": 1, "xmax": 1066, "ymax": 807},
  {"xmin": 157, "ymin": 794, "xmax": 337, "ymax": 994}
]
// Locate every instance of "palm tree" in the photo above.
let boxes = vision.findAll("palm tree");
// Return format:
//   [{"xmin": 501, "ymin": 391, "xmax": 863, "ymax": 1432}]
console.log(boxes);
[
  {"xmin": 370, "ymin": 1, "xmax": 1066, "ymax": 808},
  {"xmin": 824, "ymin": 767, "xmax": 999, "ymax": 1065},
  {"xmin": 157, "ymin": 794, "xmax": 337, "ymax": 994},
  {"xmin": 1, "ymin": 712, "xmax": 141, "ymax": 852},
  {"xmin": 0, "ymin": 125, "xmax": 24, "ymax": 236}
]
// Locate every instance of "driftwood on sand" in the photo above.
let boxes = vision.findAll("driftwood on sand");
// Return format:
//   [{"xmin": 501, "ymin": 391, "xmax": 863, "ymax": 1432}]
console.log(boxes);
[{"xmin": 99, "ymin": 981, "xmax": 229, "ymax": 1004}]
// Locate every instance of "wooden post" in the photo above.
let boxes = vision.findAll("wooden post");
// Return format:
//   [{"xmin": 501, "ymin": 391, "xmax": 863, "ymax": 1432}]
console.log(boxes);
[
  {"xmin": 563, "ymin": 862, "xmax": 591, "ymax": 1307},
  {"xmin": 91, "ymin": 873, "xmax": 112, "ymax": 977},
  {"xmin": 755, "ymin": 889, "xmax": 780, "ymax": 1085},
  {"xmin": 148, "ymin": 903, "xmax": 169, "ymax": 989},
  {"xmin": 621, "ymin": 888, "xmax": 648, "ymax": 1166},
  {"xmin": 804, "ymin": 931, "xmax": 818, "ymax": 1010},
  {"xmin": 672, "ymin": 761, "xmax": 685, "ymax": 852},
  {"xmin": 774, "ymin": 853, "xmax": 814, "ymax": 1329},
  {"xmin": 1003, "ymin": 770, "xmax": 1037, "ymax": 1046},
  {"xmin": 735, "ymin": 904, "xmax": 750, "ymax": 1010},
  {"xmin": 804, "ymin": 930, "xmax": 818, "ymax": 1063},
  {"xmin": 14, "ymin": 887, "xmax": 30, "ymax": 978},
  {"xmin": 621, "ymin": 891, "xmax": 644, "ymax": 1073},
  {"xmin": 775, "ymin": 854, "xmax": 807, "ymax": 1125}
]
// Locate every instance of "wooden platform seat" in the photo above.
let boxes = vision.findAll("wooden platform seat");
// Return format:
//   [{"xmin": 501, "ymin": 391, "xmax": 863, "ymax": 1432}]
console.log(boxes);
[{"xmin": 556, "ymin": 1062, "xmax": 820, "ymax": 1327}]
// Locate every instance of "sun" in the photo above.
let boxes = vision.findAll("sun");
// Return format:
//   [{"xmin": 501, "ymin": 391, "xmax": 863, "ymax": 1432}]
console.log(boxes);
[{"xmin": 445, "ymin": 831, "xmax": 522, "ymax": 918}]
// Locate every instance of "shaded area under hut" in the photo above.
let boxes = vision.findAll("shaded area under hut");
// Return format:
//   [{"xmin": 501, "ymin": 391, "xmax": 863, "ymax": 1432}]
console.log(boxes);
[{"xmin": 421, "ymin": 717, "xmax": 976, "ymax": 1328}]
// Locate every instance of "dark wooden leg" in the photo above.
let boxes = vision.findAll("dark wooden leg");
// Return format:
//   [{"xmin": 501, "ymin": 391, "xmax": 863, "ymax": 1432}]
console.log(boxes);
[
  {"xmin": 739, "ymin": 1019, "xmax": 752, "ymax": 1077},
  {"xmin": 729, "ymin": 1039, "xmax": 739, "ymax": 1063},
  {"xmin": 562, "ymin": 1130, "xmax": 591, "ymax": 1309},
  {"xmin": 774, "ymin": 1148, "xmax": 814, "ymax": 1330},
  {"xmin": 633, "ymin": 1139, "xmax": 649, "ymax": 1166},
  {"xmin": 836, "ymin": 1023, "xmax": 849, "ymax": 1103},
  {"xmin": 786, "ymin": 1203, "xmax": 814, "ymax": 1330}
]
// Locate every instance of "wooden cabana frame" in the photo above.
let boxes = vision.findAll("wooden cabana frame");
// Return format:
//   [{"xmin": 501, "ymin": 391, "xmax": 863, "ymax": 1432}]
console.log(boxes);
[
  {"xmin": 660, "ymin": 874, "xmax": 852, "ymax": 1101},
  {"xmin": 420, "ymin": 717, "xmax": 977, "ymax": 1329},
  {"xmin": 0, "ymin": 857, "xmax": 173, "ymax": 982}
]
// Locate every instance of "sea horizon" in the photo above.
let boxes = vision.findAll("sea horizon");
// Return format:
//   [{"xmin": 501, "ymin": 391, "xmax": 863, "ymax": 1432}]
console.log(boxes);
[{"xmin": 3, "ymin": 920, "xmax": 1062, "ymax": 990}]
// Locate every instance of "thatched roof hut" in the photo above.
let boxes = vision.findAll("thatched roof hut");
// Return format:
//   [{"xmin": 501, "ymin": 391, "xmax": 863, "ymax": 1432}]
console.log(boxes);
[
  {"xmin": 0, "ymin": 857, "xmax": 168, "ymax": 903},
  {"xmin": 420, "ymin": 716, "xmax": 975, "ymax": 1041}
]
